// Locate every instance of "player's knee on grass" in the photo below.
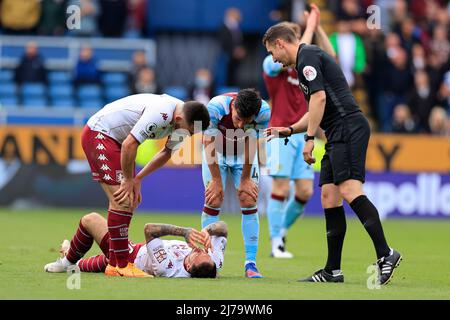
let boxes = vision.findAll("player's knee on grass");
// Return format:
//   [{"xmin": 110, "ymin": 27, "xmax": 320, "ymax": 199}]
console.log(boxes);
[
  {"xmin": 81, "ymin": 212, "xmax": 103, "ymax": 228},
  {"xmin": 239, "ymin": 192, "xmax": 257, "ymax": 208}
]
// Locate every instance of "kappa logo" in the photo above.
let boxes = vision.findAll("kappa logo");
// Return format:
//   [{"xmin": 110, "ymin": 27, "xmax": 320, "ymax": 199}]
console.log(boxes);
[
  {"xmin": 98, "ymin": 154, "xmax": 108, "ymax": 161},
  {"xmin": 303, "ymin": 66, "xmax": 317, "ymax": 81},
  {"xmin": 160, "ymin": 112, "xmax": 168, "ymax": 121},
  {"xmin": 100, "ymin": 164, "xmax": 111, "ymax": 171},
  {"xmin": 167, "ymin": 260, "xmax": 173, "ymax": 269},
  {"xmin": 95, "ymin": 133, "xmax": 105, "ymax": 140},
  {"xmin": 103, "ymin": 174, "xmax": 113, "ymax": 181},
  {"xmin": 96, "ymin": 143, "xmax": 106, "ymax": 150}
]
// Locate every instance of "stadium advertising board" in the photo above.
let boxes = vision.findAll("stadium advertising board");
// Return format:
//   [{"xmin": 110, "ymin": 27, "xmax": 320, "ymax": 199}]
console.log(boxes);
[{"xmin": 0, "ymin": 126, "xmax": 449, "ymax": 217}]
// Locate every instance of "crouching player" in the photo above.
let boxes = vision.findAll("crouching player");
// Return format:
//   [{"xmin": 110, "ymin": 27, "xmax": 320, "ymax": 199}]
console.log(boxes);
[
  {"xmin": 44, "ymin": 212, "xmax": 227, "ymax": 278},
  {"xmin": 201, "ymin": 88, "xmax": 270, "ymax": 278}
]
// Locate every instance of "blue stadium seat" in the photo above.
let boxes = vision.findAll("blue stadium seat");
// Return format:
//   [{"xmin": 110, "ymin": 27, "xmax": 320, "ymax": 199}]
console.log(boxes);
[
  {"xmin": 48, "ymin": 71, "xmax": 72, "ymax": 84},
  {"xmin": 21, "ymin": 83, "xmax": 46, "ymax": 97},
  {"xmin": 104, "ymin": 85, "xmax": 130, "ymax": 103},
  {"xmin": 163, "ymin": 86, "xmax": 188, "ymax": 101},
  {"xmin": 23, "ymin": 97, "xmax": 48, "ymax": 108},
  {"xmin": 80, "ymin": 98, "xmax": 103, "ymax": 109},
  {"xmin": 0, "ymin": 83, "xmax": 18, "ymax": 96},
  {"xmin": 102, "ymin": 73, "xmax": 128, "ymax": 85},
  {"xmin": 0, "ymin": 96, "xmax": 19, "ymax": 107},
  {"xmin": 215, "ymin": 86, "xmax": 239, "ymax": 95},
  {"xmin": 77, "ymin": 84, "xmax": 102, "ymax": 100},
  {"xmin": 49, "ymin": 84, "xmax": 74, "ymax": 99},
  {"xmin": 51, "ymin": 97, "xmax": 76, "ymax": 108},
  {"xmin": 0, "ymin": 70, "xmax": 14, "ymax": 83}
]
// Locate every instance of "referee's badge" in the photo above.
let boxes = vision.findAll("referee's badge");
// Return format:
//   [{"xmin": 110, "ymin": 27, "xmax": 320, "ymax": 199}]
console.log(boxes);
[{"xmin": 303, "ymin": 66, "xmax": 317, "ymax": 81}]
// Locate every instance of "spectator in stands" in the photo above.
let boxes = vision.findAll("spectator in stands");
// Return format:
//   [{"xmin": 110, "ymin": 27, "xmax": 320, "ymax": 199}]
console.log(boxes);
[
  {"xmin": 379, "ymin": 47, "xmax": 412, "ymax": 132},
  {"xmin": 438, "ymin": 71, "xmax": 450, "ymax": 110},
  {"xmin": 430, "ymin": 24, "xmax": 450, "ymax": 67},
  {"xmin": 217, "ymin": 7, "xmax": 246, "ymax": 87},
  {"xmin": 407, "ymin": 70, "xmax": 436, "ymax": 132},
  {"xmin": 38, "ymin": 0, "xmax": 67, "ymax": 36},
  {"xmin": 68, "ymin": 0, "xmax": 100, "ymax": 37},
  {"xmin": 125, "ymin": 0, "xmax": 148, "ymax": 38},
  {"xmin": 73, "ymin": 45, "xmax": 100, "ymax": 86},
  {"xmin": 363, "ymin": 27, "xmax": 386, "ymax": 125},
  {"xmin": 428, "ymin": 106, "xmax": 449, "ymax": 136},
  {"xmin": 391, "ymin": 103, "xmax": 418, "ymax": 134},
  {"xmin": 389, "ymin": 0, "xmax": 409, "ymax": 32},
  {"xmin": 14, "ymin": 42, "xmax": 47, "ymax": 85},
  {"xmin": 329, "ymin": 17, "xmax": 367, "ymax": 88},
  {"xmin": 129, "ymin": 50, "xmax": 149, "ymax": 89},
  {"xmin": 133, "ymin": 67, "xmax": 158, "ymax": 94},
  {"xmin": 411, "ymin": 43, "xmax": 426, "ymax": 71},
  {"xmin": 336, "ymin": 0, "xmax": 365, "ymax": 20},
  {"xmin": 0, "ymin": 0, "xmax": 42, "ymax": 35},
  {"xmin": 99, "ymin": 0, "xmax": 127, "ymax": 37},
  {"xmin": 189, "ymin": 68, "xmax": 214, "ymax": 106},
  {"xmin": 426, "ymin": 52, "xmax": 444, "ymax": 94}
]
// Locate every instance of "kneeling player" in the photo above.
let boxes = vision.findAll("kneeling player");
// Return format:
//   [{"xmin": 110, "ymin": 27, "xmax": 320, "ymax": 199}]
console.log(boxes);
[{"xmin": 44, "ymin": 213, "xmax": 227, "ymax": 278}]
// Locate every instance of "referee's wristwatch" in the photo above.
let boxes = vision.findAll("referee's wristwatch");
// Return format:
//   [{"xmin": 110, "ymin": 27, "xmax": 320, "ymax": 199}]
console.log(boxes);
[{"xmin": 304, "ymin": 134, "xmax": 315, "ymax": 142}]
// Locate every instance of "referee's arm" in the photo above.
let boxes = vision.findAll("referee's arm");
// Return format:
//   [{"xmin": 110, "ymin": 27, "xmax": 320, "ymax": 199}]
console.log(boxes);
[{"xmin": 306, "ymin": 90, "xmax": 326, "ymax": 137}]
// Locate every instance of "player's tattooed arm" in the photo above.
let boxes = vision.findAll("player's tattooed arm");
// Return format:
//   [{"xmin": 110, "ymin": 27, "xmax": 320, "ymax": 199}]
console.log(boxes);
[
  {"xmin": 144, "ymin": 223, "xmax": 205, "ymax": 248},
  {"xmin": 204, "ymin": 221, "xmax": 228, "ymax": 238}
]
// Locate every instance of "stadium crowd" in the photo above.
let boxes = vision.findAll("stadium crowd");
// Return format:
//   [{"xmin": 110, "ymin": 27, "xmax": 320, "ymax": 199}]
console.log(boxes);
[{"xmin": 0, "ymin": 0, "xmax": 449, "ymax": 135}]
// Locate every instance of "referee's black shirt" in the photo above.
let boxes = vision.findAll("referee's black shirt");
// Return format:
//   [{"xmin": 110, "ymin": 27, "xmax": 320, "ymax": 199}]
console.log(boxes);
[{"xmin": 296, "ymin": 43, "xmax": 360, "ymax": 132}]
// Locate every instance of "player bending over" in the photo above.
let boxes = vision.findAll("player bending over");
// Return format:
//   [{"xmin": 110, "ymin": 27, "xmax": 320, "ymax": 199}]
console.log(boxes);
[
  {"xmin": 81, "ymin": 93, "xmax": 210, "ymax": 278},
  {"xmin": 201, "ymin": 88, "xmax": 270, "ymax": 278},
  {"xmin": 44, "ymin": 212, "xmax": 227, "ymax": 278}
]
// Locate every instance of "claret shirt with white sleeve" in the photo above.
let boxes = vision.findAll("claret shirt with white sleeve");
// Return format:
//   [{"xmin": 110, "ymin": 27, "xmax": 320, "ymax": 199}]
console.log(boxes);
[{"xmin": 86, "ymin": 93, "xmax": 187, "ymax": 150}]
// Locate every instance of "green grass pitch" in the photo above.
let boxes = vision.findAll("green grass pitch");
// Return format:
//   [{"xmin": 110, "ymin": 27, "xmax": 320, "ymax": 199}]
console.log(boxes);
[{"xmin": 0, "ymin": 208, "xmax": 449, "ymax": 300}]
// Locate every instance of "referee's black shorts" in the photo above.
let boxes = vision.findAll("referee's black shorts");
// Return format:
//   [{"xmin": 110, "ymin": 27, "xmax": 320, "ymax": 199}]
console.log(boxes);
[{"xmin": 319, "ymin": 111, "xmax": 370, "ymax": 187}]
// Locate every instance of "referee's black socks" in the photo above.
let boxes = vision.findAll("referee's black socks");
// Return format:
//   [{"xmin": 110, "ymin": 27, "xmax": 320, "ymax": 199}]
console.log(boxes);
[
  {"xmin": 324, "ymin": 206, "xmax": 346, "ymax": 273},
  {"xmin": 350, "ymin": 195, "xmax": 390, "ymax": 259}
]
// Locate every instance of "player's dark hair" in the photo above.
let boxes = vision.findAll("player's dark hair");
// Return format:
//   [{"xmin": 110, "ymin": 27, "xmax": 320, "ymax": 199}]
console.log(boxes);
[
  {"xmin": 234, "ymin": 88, "xmax": 261, "ymax": 119},
  {"xmin": 262, "ymin": 22, "xmax": 298, "ymax": 46},
  {"xmin": 189, "ymin": 261, "xmax": 217, "ymax": 278},
  {"xmin": 183, "ymin": 101, "xmax": 210, "ymax": 131}
]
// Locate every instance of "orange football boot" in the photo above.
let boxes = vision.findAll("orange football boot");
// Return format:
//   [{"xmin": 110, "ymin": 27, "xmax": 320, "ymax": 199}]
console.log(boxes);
[{"xmin": 115, "ymin": 262, "xmax": 153, "ymax": 278}]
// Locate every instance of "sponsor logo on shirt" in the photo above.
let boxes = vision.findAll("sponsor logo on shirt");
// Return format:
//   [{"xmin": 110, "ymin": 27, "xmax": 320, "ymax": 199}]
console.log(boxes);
[
  {"xmin": 160, "ymin": 113, "xmax": 168, "ymax": 121},
  {"xmin": 303, "ymin": 66, "xmax": 317, "ymax": 81},
  {"xmin": 146, "ymin": 123, "xmax": 158, "ymax": 133}
]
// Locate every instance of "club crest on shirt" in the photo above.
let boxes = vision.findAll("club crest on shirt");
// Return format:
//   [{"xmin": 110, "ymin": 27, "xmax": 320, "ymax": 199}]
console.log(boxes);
[{"xmin": 303, "ymin": 66, "xmax": 317, "ymax": 81}]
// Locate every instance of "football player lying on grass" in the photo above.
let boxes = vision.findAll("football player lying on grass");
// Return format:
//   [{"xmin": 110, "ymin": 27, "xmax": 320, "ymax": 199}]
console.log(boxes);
[{"xmin": 44, "ymin": 212, "xmax": 227, "ymax": 278}]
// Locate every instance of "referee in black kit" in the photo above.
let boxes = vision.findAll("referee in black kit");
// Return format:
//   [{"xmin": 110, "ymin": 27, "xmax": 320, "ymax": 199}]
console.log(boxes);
[{"xmin": 262, "ymin": 21, "xmax": 402, "ymax": 285}]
